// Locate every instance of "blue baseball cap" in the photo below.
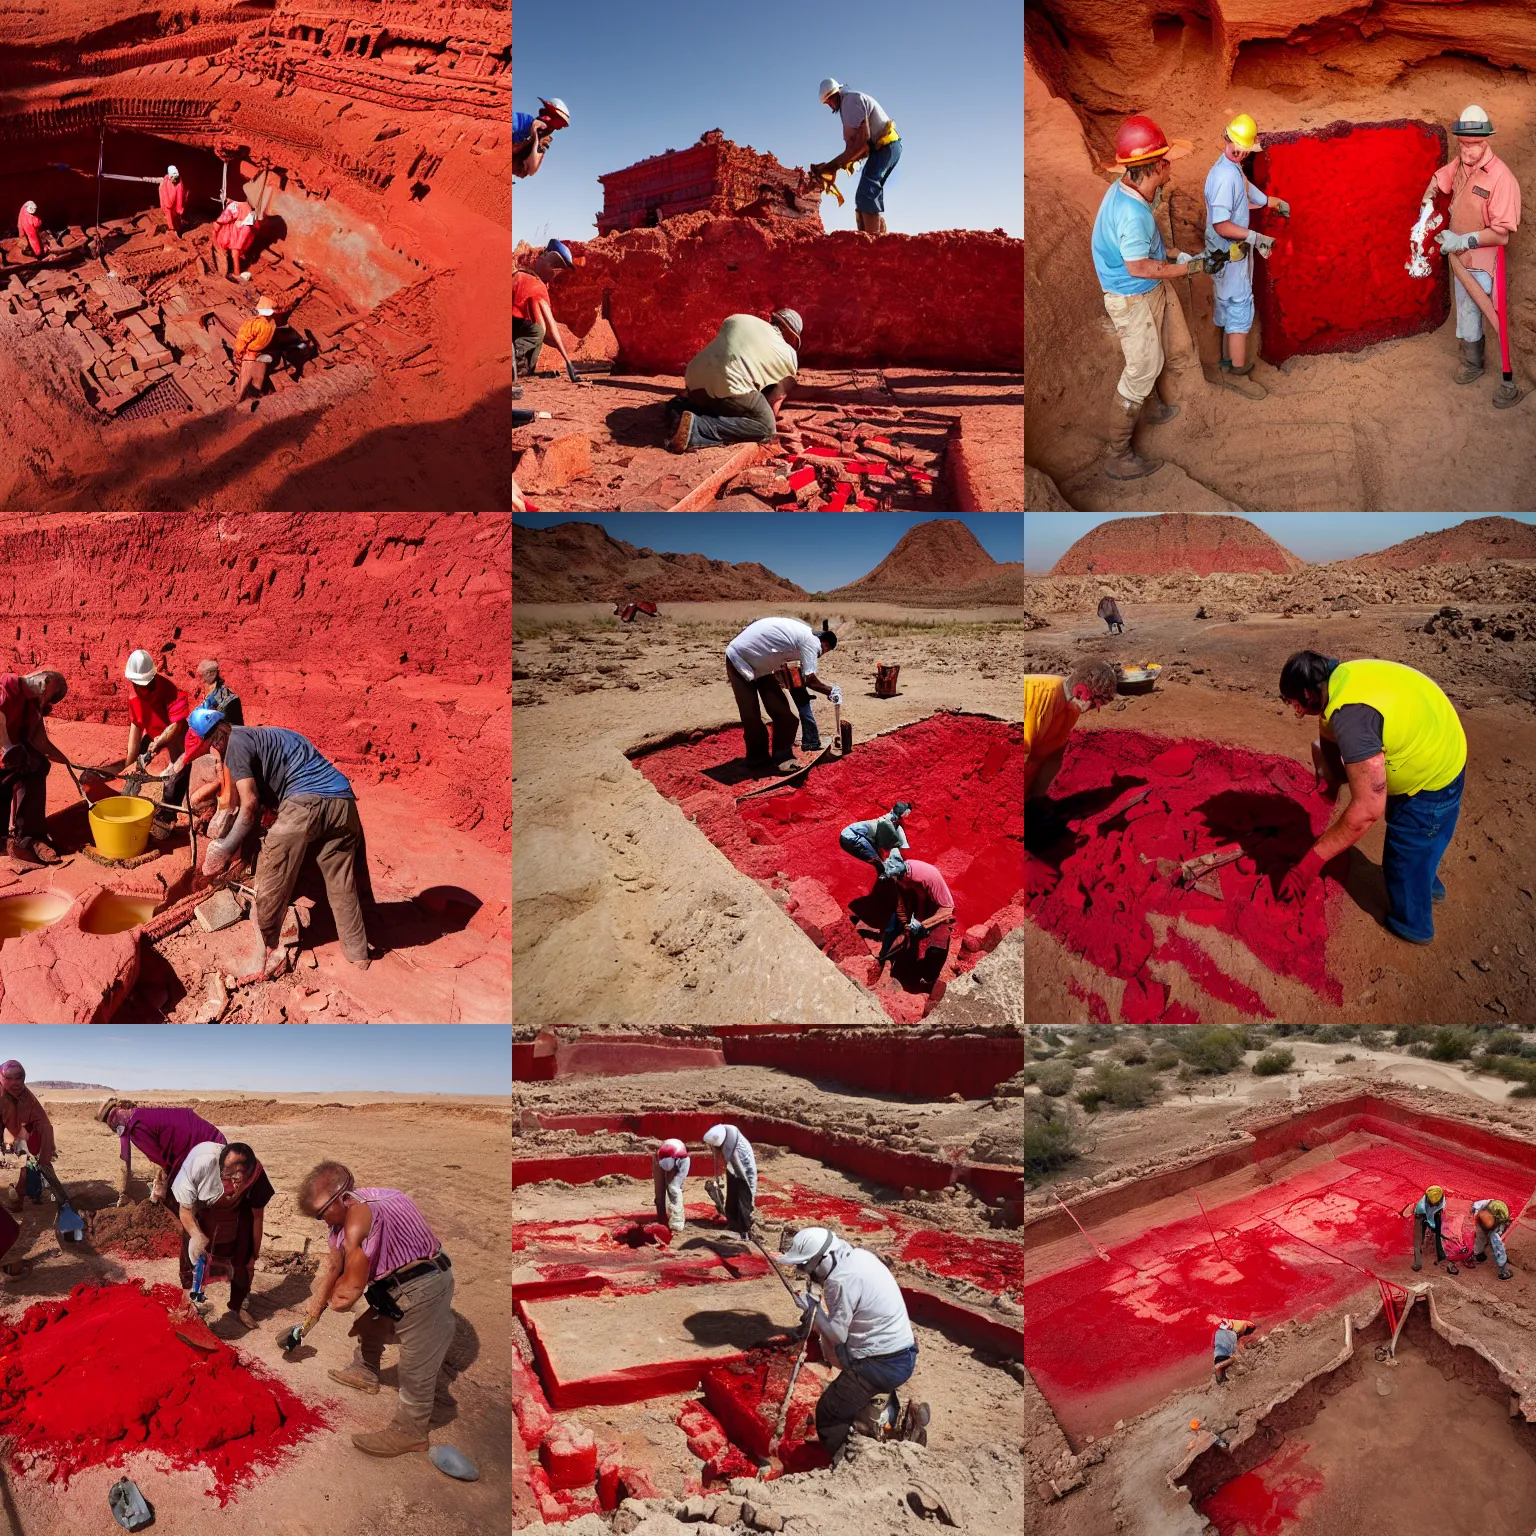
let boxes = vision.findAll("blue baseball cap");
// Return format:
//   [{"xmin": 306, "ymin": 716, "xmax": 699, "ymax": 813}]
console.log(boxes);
[{"xmin": 545, "ymin": 239, "xmax": 574, "ymax": 269}]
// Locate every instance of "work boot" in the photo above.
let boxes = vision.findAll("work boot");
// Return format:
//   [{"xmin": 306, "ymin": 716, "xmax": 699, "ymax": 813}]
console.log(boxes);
[
  {"xmin": 666, "ymin": 411, "xmax": 695, "ymax": 454},
  {"xmin": 1220, "ymin": 361, "xmax": 1267, "ymax": 400},
  {"xmin": 329, "ymin": 1364, "xmax": 381, "ymax": 1394},
  {"xmin": 352, "ymin": 1422, "xmax": 429, "ymax": 1457},
  {"xmin": 1454, "ymin": 336, "xmax": 1485, "ymax": 384},
  {"xmin": 1499, "ymin": 1266, "xmax": 1514, "ymax": 1280},
  {"xmin": 900, "ymin": 1400, "xmax": 931, "ymax": 1445},
  {"xmin": 1104, "ymin": 395, "xmax": 1162, "ymax": 480},
  {"xmin": 1139, "ymin": 395, "xmax": 1180, "ymax": 427},
  {"xmin": 1447, "ymin": 1263, "xmax": 1460, "ymax": 1275},
  {"xmin": 1494, "ymin": 377, "xmax": 1521, "ymax": 409}
]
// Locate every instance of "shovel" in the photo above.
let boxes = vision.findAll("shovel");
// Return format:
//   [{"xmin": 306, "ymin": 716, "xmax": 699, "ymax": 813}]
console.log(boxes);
[
  {"xmin": 32, "ymin": 1158, "xmax": 84, "ymax": 1242},
  {"xmin": 735, "ymin": 740, "xmax": 837, "ymax": 802},
  {"xmin": 172, "ymin": 1252, "xmax": 220, "ymax": 1351}
]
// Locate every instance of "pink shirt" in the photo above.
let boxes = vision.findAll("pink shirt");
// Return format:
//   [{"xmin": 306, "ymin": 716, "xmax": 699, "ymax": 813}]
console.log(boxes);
[
  {"xmin": 328, "ymin": 1187, "xmax": 441, "ymax": 1279},
  {"xmin": 0, "ymin": 676, "xmax": 38, "ymax": 742},
  {"xmin": 16, "ymin": 207, "xmax": 41, "ymax": 255},
  {"xmin": 1433, "ymin": 149, "xmax": 1520, "ymax": 276},
  {"xmin": 900, "ymin": 859, "xmax": 954, "ymax": 918},
  {"xmin": 159, "ymin": 178, "xmax": 186, "ymax": 217}
]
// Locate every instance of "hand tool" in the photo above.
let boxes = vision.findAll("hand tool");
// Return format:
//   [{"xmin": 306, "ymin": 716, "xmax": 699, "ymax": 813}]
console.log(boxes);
[
  {"xmin": 277, "ymin": 1315, "xmax": 318, "ymax": 1353},
  {"xmin": 189, "ymin": 1251, "xmax": 211, "ymax": 1314},
  {"xmin": 1068, "ymin": 785, "xmax": 1150, "ymax": 835},
  {"xmin": 745, "ymin": 1233, "xmax": 804, "ymax": 1305},
  {"xmin": 759, "ymin": 1279, "xmax": 821, "ymax": 1476},
  {"xmin": 1176, "ymin": 842, "xmax": 1245, "ymax": 890},
  {"xmin": 31, "ymin": 1156, "xmax": 84, "ymax": 1241},
  {"xmin": 734, "ymin": 740, "xmax": 837, "ymax": 802}
]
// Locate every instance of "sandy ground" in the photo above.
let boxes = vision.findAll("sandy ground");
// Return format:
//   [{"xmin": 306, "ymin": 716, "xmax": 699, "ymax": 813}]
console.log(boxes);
[
  {"xmin": 1024, "ymin": 1056, "xmax": 1536, "ymax": 1535},
  {"xmin": 513, "ymin": 606, "xmax": 1025, "ymax": 1026},
  {"xmin": 1025, "ymin": 51, "xmax": 1536, "ymax": 511},
  {"xmin": 10, "ymin": 1089, "xmax": 509, "ymax": 1535},
  {"xmin": 25, "ymin": 721, "xmax": 511, "ymax": 1024},
  {"xmin": 1024, "ymin": 602, "xmax": 1536, "ymax": 1024}
]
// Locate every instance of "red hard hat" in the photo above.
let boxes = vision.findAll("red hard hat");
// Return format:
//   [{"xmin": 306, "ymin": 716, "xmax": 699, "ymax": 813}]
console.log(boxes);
[{"xmin": 1114, "ymin": 114, "xmax": 1192, "ymax": 167}]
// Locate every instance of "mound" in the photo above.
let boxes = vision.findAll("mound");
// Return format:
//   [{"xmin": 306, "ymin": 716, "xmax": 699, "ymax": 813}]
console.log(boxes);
[
  {"xmin": 1337, "ymin": 516, "xmax": 1536, "ymax": 571},
  {"xmin": 831, "ymin": 519, "xmax": 1025, "ymax": 604},
  {"xmin": 513, "ymin": 521, "xmax": 806, "ymax": 602},
  {"xmin": 1050, "ymin": 514, "xmax": 1306, "ymax": 577}
]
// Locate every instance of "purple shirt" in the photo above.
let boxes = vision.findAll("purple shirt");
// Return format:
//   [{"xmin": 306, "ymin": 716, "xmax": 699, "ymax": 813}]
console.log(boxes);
[
  {"xmin": 121, "ymin": 1107, "xmax": 225, "ymax": 1181},
  {"xmin": 328, "ymin": 1187, "xmax": 441, "ymax": 1279}
]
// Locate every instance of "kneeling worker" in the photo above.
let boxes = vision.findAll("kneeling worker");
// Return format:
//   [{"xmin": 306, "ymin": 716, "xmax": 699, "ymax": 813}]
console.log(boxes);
[
  {"xmin": 1213, "ymin": 1318, "xmax": 1256, "ymax": 1384},
  {"xmin": 779, "ymin": 1227, "xmax": 929, "ymax": 1462},
  {"xmin": 840, "ymin": 801, "xmax": 912, "ymax": 885},
  {"xmin": 653, "ymin": 1139, "xmax": 690, "ymax": 1235},
  {"xmin": 514, "ymin": 243, "xmax": 582, "ymax": 384},
  {"xmin": 669, "ymin": 309, "xmax": 802, "ymax": 453}
]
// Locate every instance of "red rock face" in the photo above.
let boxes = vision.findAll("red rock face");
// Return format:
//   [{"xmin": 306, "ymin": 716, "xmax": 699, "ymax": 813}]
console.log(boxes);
[
  {"xmin": 1252, "ymin": 120, "xmax": 1449, "ymax": 365},
  {"xmin": 1049, "ymin": 514, "xmax": 1305, "ymax": 576},
  {"xmin": 543, "ymin": 216, "xmax": 1024, "ymax": 375},
  {"xmin": 1338, "ymin": 514, "xmax": 1536, "ymax": 569}
]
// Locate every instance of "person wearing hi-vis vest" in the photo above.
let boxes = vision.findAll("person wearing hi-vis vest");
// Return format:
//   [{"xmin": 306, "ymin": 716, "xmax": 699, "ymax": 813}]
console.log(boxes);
[
  {"xmin": 1423, "ymin": 105, "xmax": 1521, "ymax": 407},
  {"xmin": 812, "ymin": 79, "xmax": 901, "ymax": 236},
  {"xmin": 1276, "ymin": 652, "xmax": 1467, "ymax": 945}
]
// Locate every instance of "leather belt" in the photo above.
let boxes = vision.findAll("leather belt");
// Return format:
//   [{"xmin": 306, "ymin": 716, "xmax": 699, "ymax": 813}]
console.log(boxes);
[{"xmin": 377, "ymin": 1251, "xmax": 450, "ymax": 1292}]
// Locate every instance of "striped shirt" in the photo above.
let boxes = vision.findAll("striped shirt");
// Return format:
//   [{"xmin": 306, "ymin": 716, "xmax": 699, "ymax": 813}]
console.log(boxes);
[
  {"xmin": 328, "ymin": 1187, "xmax": 441, "ymax": 1280},
  {"xmin": 709, "ymin": 1124, "xmax": 757, "ymax": 1198}
]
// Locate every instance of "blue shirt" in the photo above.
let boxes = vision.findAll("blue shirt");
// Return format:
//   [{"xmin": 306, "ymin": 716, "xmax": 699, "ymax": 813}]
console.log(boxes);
[
  {"xmin": 1414, "ymin": 1194, "xmax": 1445, "ymax": 1229},
  {"xmin": 1092, "ymin": 179, "xmax": 1164, "ymax": 296},
  {"xmin": 514, "ymin": 111, "xmax": 536, "ymax": 146},
  {"xmin": 224, "ymin": 726, "xmax": 353, "ymax": 809}
]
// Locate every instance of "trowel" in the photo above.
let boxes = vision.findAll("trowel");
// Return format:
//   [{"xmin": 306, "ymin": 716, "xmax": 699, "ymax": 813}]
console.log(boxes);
[{"xmin": 31, "ymin": 1157, "xmax": 84, "ymax": 1242}]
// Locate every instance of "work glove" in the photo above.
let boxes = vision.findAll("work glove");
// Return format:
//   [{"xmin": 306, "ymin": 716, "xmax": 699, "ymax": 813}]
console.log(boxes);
[
  {"xmin": 1436, "ymin": 230, "xmax": 1478, "ymax": 253},
  {"xmin": 187, "ymin": 1229, "xmax": 210, "ymax": 1262},
  {"xmin": 1277, "ymin": 847, "xmax": 1326, "ymax": 903},
  {"xmin": 1270, "ymin": 197, "xmax": 1290, "ymax": 219},
  {"xmin": 201, "ymin": 843, "xmax": 234, "ymax": 878},
  {"xmin": 907, "ymin": 916, "xmax": 926, "ymax": 937},
  {"xmin": 1247, "ymin": 232, "xmax": 1277, "ymax": 259},
  {"xmin": 793, "ymin": 1290, "xmax": 815, "ymax": 1314},
  {"xmin": 829, "ymin": 685, "xmax": 843, "ymax": 705},
  {"xmin": 565, "ymin": 360, "xmax": 581, "ymax": 384}
]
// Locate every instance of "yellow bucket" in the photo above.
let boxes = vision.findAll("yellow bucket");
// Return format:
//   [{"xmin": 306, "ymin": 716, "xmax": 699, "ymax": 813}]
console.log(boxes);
[{"xmin": 88, "ymin": 796, "xmax": 155, "ymax": 861}]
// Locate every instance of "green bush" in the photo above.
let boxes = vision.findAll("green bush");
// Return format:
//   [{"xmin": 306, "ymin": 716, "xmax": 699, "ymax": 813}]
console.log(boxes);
[
  {"xmin": 1520, "ymin": 1040, "xmax": 1536, "ymax": 1060},
  {"xmin": 1095, "ymin": 1062, "xmax": 1160, "ymax": 1108},
  {"xmin": 1063, "ymin": 1041, "xmax": 1095, "ymax": 1064},
  {"xmin": 1479, "ymin": 1055, "xmax": 1536, "ymax": 1085},
  {"xmin": 1252, "ymin": 1048, "xmax": 1295, "ymax": 1076},
  {"xmin": 1114, "ymin": 1039, "xmax": 1149, "ymax": 1066},
  {"xmin": 1337, "ymin": 1053, "xmax": 1356, "ymax": 1063},
  {"xmin": 1032, "ymin": 1059, "xmax": 1077, "ymax": 1097},
  {"xmin": 1396, "ymin": 1026, "xmax": 1432, "ymax": 1046},
  {"xmin": 1312, "ymin": 1026, "xmax": 1354, "ymax": 1044},
  {"xmin": 1024, "ymin": 1102, "xmax": 1076, "ymax": 1179},
  {"xmin": 1481, "ymin": 1030, "xmax": 1523, "ymax": 1058},
  {"xmin": 1178, "ymin": 1028, "xmax": 1245, "ymax": 1075},
  {"xmin": 1150, "ymin": 1047, "xmax": 1182, "ymax": 1072},
  {"xmin": 1428, "ymin": 1028, "xmax": 1475, "ymax": 1062},
  {"xmin": 1356, "ymin": 1029, "xmax": 1384, "ymax": 1050}
]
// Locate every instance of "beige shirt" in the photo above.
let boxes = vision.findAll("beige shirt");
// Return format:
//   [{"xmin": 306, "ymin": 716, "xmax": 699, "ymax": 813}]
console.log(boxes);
[{"xmin": 685, "ymin": 314, "xmax": 797, "ymax": 399}]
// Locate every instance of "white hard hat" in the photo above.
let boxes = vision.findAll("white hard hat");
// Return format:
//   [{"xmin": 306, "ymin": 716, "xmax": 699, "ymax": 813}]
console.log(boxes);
[
  {"xmin": 256, "ymin": 305, "xmax": 275, "ymax": 317},
  {"xmin": 22, "ymin": 201, "xmax": 36, "ymax": 215},
  {"xmin": 539, "ymin": 97, "xmax": 571, "ymax": 126},
  {"xmin": 1453, "ymin": 104, "xmax": 1495, "ymax": 137},
  {"xmin": 658, "ymin": 1138, "xmax": 687, "ymax": 1160},
  {"xmin": 781, "ymin": 1226, "xmax": 835, "ymax": 1267},
  {"xmin": 819, "ymin": 78, "xmax": 843, "ymax": 103},
  {"xmin": 702, "ymin": 1125, "xmax": 726, "ymax": 1147},
  {"xmin": 167, "ymin": 165, "xmax": 179, "ymax": 177},
  {"xmin": 124, "ymin": 649, "xmax": 157, "ymax": 685}
]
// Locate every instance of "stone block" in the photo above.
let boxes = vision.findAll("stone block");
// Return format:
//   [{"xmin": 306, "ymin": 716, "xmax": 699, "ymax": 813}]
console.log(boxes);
[{"xmin": 785, "ymin": 876, "xmax": 842, "ymax": 951}]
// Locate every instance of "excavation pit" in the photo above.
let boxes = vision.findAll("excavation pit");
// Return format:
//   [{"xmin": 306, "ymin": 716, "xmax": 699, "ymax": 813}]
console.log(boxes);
[
  {"xmin": 631, "ymin": 712, "xmax": 1025, "ymax": 1023},
  {"xmin": 1023, "ymin": 1095, "xmax": 1536, "ymax": 1447}
]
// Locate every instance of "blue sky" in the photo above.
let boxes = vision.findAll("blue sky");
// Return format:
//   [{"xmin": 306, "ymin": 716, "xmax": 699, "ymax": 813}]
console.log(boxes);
[
  {"xmin": 516, "ymin": 513, "xmax": 1021, "ymax": 590},
  {"xmin": 1024, "ymin": 514, "xmax": 1536, "ymax": 570},
  {"xmin": 513, "ymin": 1, "xmax": 1023, "ymax": 242},
  {"xmin": 10, "ymin": 1027, "xmax": 509, "ymax": 1094}
]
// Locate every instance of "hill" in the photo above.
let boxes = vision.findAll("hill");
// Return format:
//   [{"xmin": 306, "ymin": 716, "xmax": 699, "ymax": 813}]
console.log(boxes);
[
  {"xmin": 1335, "ymin": 516, "xmax": 1536, "ymax": 570},
  {"xmin": 830, "ymin": 519, "xmax": 1025, "ymax": 604},
  {"xmin": 514, "ymin": 522, "xmax": 806, "ymax": 602},
  {"xmin": 1050, "ymin": 514, "xmax": 1306, "ymax": 576}
]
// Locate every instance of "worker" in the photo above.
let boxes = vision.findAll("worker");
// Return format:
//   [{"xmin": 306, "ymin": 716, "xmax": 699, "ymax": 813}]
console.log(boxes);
[
  {"xmin": 1203, "ymin": 113, "xmax": 1290, "ymax": 401},
  {"xmin": 514, "ymin": 96, "xmax": 571, "ymax": 179},
  {"xmin": 16, "ymin": 200, "xmax": 45, "ymax": 259},
  {"xmin": 702, "ymin": 1124, "xmax": 757, "ymax": 1236},
  {"xmin": 724, "ymin": 616, "xmax": 840, "ymax": 772},
  {"xmin": 197, "ymin": 716, "xmax": 375, "ymax": 974},
  {"xmin": 225, "ymin": 294, "xmax": 278, "ymax": 402},
  {"xmin": 159, "ymin": 165, "xmax": 186, "ymax": 236},
  {"xmin": 667, "ymin": 309, "xmax": 802, "ymax": 453},
  {"xmin": 0, "ymin": 1061, "xmax": 60, "ymax": 1277},
  {"xmin": 811, "ymin": 79, "xmax": 901, "ymax": 236},
  {"xmin": 840, "ymin": 802, "xmax": 912, "ymax": 884},
  {"xmin": 190, "ymin": 658, "xmax": 244, "ymax": 728},
  {"xmin": 1098, "ymin": 596, "xmax": 1125, "ymax": 634},
  {"xmin": 1424, "ymin": 106, "xmax": 1521, "ymax": 406},
  {"xmin": 173, "ymin": 1139, "xmax": 271, "ymax": 1330},
  {"xmin": 653, "ymin": 1138, "xmax": 690, "ymax": 1235},
  {"xmin": 1276, "ymin": 652, "xmax": 1467, "ymax": 945},
  {"xmin": 1410, "ymin": 1184, "xmax": 1457, "ymax": 1274},
  {"xmin": 212, "ymin": 200, "xmax": 257, "ymax": 281},
  {"xmin": 1212, "ymin": 1318, "xmax": 1256, "ymax": 1384},
  {"xmin": 1470, "ymin": 1199, "xmax": 1515, "ymax": 1279},
  {"xmin": 97, "ymin": 1097, "xmax": 224, "ymax": 1209},
  {"xmin": 779, "ymin": 1227, "xmax": 928, "ymax": 1462},
  {"xmin": 0, "ymin": 669, "xmax": 71, "ymax": 865},
  {"xmin": 1024, "ymin": 662, "xmax": 1121, "ymax": 805},
  {"xmin": 880, "ymin": 856, "xmax": 955, "ymax": 970},
  {"xmin": 82, "ymin": 650, "xmax": 192, "ymax": 843},
  {"xmin": 1092, "ymin": 115, "xmax": 1227, "ymax": 480},
  {"xmin": 514, "ymin": 242, "xmax": 582, "ymax": 384},
  {"xmin": 290, "ymin": 1161, "xmax": 456, "ymax": 1457}
]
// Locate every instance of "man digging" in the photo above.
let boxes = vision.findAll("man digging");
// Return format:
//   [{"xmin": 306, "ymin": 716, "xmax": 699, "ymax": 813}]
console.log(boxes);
[{"xmin": 724, "ymin": 616, "xmax": 841, "ymax": 774}]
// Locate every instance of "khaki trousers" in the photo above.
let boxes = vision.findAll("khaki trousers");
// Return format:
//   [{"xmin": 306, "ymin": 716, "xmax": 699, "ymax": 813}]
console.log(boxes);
[
  {"xmin": 1102, "ymin": 280, "xmax": 1196, "ymax": 406},
  {"xmin": 253, "ymin": 794, "xmax": 372, "ymax": 964},
  {"xmin": 350, "ymin": 1263, "xmax": 456, "ymax": 1434}
]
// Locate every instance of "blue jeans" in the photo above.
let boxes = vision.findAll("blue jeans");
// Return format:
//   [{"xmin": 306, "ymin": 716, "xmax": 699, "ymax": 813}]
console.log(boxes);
[
  {"xmin": 856, "ymin": 139, "xmax": 901, "ymax": 214},
  {"xmin": 1454, "ymin": 268, "xmax": 1494, "ymax": 341},
  {"xmin": 840, "ymin": 826, "xmax": 884, "ymax": 871},
  {"xmin": 790, "ymin": 684, "xmax": 820, "ymax": 748},
  {"xmin": 1383, "ymin": 767, "xmax": 1464, "ymax": 944}
]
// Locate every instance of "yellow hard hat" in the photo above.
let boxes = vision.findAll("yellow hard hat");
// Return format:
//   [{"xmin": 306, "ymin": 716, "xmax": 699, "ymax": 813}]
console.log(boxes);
[
  {"xmin": 1226, "ymin": 113, "xmax": 1259, "ymax": 151},
  {"xmin": 1426, "ymin": 1185, "xmax": 1444, "ymax": 1204}
]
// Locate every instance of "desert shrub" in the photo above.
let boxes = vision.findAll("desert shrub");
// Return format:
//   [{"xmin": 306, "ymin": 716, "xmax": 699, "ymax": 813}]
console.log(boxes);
[
  {"xmin": 1077, "ymin": 1063, "xmax": 1160, "ymax": 1113},
  {"xmin": 1024, "ymin": 1101, "xmax": 1076, "ymax": 1179},
  {"xmin": 1356, "ymin": 1029, "xmax": 1384, "ymax": 1050},
  {"xmin": 1114, "ymin": 1039, "xmax": 1149, "ymax": 1066},
  {"xmin": 1252, "ymin": 1048, "xmax": 1295, "ymax": 1076},
  {"xmin": 1428, "ymin": 1028, "xmax": 1475, "ymax": 1062},
  {"xmin": 1407, "ymin": 1042, "xmax": 1431, "ymax": 1058},
  {"xmin": 1479, "ymin": 1056, "xmax": 1536, "ymax": 1085},
  {"xmin": 1178, "ymin": 1028, "xmax": 1244, "ymax": 1075},
  {"xmin": 1336, "ymin": 1053, "xmax": 1356, "ymax": 1062},
  {"xmin": 1481, "ymin": 1030, "xmax": 1523, "ymax": 1058},
  {"xmin": 1396, "ymin": 1026, "xmax": 1432, "ymax": 1046},
  {"xmin": 1062, "ymin": 1040, "xmax": 1095, "ymax": 1064},
  {"xmin": 1520, "ymin": 1039, "xmax": 1536, "ymax": 1060},
  {"xmin": 1032, "ymin": 1059, "xmax": 1077, "ymax": 1097},
  {"xmin": 1150, "ymin": 1047, "xmax": 1182, "ymax": 1072},
  {"xmin": 1312, "ymin": 1026, "xmax": 1354, "ymax": 1043}
]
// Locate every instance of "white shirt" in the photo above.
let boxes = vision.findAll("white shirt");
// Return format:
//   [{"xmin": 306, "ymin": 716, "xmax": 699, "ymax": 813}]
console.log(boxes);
[
  {"xmin": 707, "ymin": 1124, "xmax": 757, "ymax": 1197},
  {"xmin": 172, "ymin": 1140, "xmax": 229, "ymax": 1205},
  {"xmin": 839, "ymin": 90, "xmax": 892, "ymax": 150},
  {"xmin": 726, "ymin": 617, "xmax": 821, "ymax": 682},
  {"xmin": 810, "ymin": 1245, "xmax": 914, "ymax": 1361},
  {"xmin": 655, "ymin": 1152, "xmax": 690, "ymax": 1189},
  {"xmin": 685, "ymin": 314, "xmax": 797, "ymax": 400}
]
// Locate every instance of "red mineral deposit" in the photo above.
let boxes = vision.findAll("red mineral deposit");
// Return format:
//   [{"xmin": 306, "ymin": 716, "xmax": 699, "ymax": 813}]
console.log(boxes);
[
  {"xmin": 1049, "ymin": 513, "xmax": 1304, "ymax": 576},
  {"xmin": 540, "ymin": 1423, "xmax": 597, "ymax": 1491},
  {"xmin": 84, "ymin": 1199, "xmax": 184, "ymax": 1260},
  {"xmin": 1251, "ymin": 120, "xmax": 1449, "ymax": 365},
  {"xmin": 0, "ymin": 1282, "xmax": 326, "ymax": 1503},
  {"xmin": 1026, "ymin": 730, "xmax": 1343, "ymax": 1022},
  {"xmin": 1196, "ymin": 1437, "xmax": 1326, "ymax": 1535},
  {"xmin": 701, "ymin": 1350, "xmax": 830, "ymax": 1475}
]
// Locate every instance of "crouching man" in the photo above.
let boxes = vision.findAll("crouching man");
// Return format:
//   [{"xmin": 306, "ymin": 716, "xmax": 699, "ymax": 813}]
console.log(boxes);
[
  {"xmin": 653, "ymin": 1138, "xmax": 690, "ymax": 1235},
  {"xmin": 667, "ymin": 310, "xmax": 802, "ymax": 453}
]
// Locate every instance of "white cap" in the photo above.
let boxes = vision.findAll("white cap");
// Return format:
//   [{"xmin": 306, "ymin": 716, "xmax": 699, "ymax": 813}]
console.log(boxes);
[
  {"xmin": 781, "ymin": 1227, "xmax": 835, "ymax": 1267},
  {"xmin": 658, "ymin": 1138, "xmax": 687, "ymax": 1160},
  {"xmin": 702, "ymin": 1125, "xmax": 727, "ymax": 1147},
  {"xmin": 771, "ymin": 308, "xmax": 803, "ymax": 341},
  {"xmin": 22, "ymin": 200, "xmax": 36, "ymax": 214},
  {"xmin": 818, "ymin": 78, "xmax": 843, "ymax": 103},
  {"xmin": 124, "ymin": 649, "xmax": 157, "ymax": 685},
  {"xmin": 256, "ymin": 305, "xmax": 274, "ymax": 316},
  {"xmin": 167, "ymin": 165, "xmax": 179, "ymax": 177}
]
